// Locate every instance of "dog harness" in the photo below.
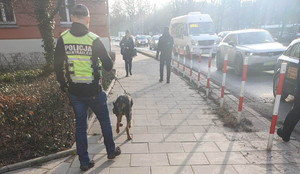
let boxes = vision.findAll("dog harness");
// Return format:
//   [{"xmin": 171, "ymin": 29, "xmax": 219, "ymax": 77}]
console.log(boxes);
[{"xmin": 61, "ymin": 30, "xmax": 102, "ymax": 84}]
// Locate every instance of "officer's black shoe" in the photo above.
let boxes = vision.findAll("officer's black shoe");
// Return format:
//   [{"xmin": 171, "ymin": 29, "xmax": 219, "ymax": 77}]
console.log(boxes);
[
  {"xmin": 167, "ymin": 79, "xmax": 170, "ymax": 83},
  {"xmin": 277, "ymin": 128, "xmax": 290, "ymax": 142},
  {"xmin": 159, "ymin": 79, "xmax": 163, "ymax": 82},
  {"xmin": 108, "ymin": 146, "xmax": 121, "ymax": 159},
  {"xmin": 80, "ymin": 160, "xmax": 95, "ymax": 171},
  {"xmin": 130, "ymin": 71, "xmax": 132, "ymax": 75},
  {"xmin": 126, "ymin": 74, "xmax": 129, "ymax": 77}
]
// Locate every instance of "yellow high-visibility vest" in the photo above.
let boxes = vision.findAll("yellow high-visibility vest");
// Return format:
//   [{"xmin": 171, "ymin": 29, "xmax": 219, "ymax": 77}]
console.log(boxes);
[{"xmin": 61, "ymin": 30, "xmax": 102, "ymax": 84}]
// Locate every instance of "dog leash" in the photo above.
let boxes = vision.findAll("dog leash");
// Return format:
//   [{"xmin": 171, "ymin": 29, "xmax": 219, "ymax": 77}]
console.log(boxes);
[{"xmin": 115, "ymin": 77, "xmax": 131, "ymax": 95}]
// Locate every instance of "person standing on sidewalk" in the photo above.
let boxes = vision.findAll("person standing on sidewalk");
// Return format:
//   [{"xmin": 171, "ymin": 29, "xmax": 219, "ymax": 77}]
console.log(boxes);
[
  {"xmin": 120, "ymin": 30, "xmax": 135, "ymax": 77},
  {"xmin": 156, "ymin": 27, "xmax": 174, "ymax": 83},
  {"xmin": 54, "ymin": 4, "xmax": 120, "ymax": 171},
  {"xmin": 277, "ymin": 60, "xmax": 300, "ymax": 142}
]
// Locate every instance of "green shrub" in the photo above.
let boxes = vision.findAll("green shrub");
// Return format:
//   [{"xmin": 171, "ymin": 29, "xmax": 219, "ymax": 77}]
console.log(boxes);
[
  {"xmin": 0, "ymin": 74, "xmax": 75, "ymax": 167},
  {"xmin": 0, "ymin": 69, "xmax": 115, "ymax": 167},
  {"xmin": 0, "ymin": 69, "xmax": 42, "ymax": 84}
]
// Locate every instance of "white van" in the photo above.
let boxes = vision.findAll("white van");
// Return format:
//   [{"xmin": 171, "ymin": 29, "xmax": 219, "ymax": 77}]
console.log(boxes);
[{"xmin": 170, "ymin": 12, "xmax": 218, "ymax": 57}]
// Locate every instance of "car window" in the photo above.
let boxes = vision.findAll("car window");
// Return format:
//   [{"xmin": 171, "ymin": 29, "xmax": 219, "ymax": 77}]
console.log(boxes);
[
  {"xmin": 231, "ymin": 35, "xmax": 237, "ymax": 45},
  {"xmin": 238, "ymin": 31, "xmax": 274, "ymax": 45},
  {"xmin": 285, "ymin": 43, "xmax": 298, "ymax": 58},
  {"xmin": 290, "ymin": 43, "xmax": 300, "ymax": 59},
  {"xmin": 223, "ymin": 34, "xmax": 232, "ymax": 43}
]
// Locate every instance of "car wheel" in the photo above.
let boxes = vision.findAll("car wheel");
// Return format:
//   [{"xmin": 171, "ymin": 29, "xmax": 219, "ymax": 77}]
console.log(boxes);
[
  {"xmin": 216, "ymin": 51, "xmax": 223, "ymax": 71},
  {"xmin": 234, "ymin": 55, "xmax": 243, "ymax": 76},
  {"xmin": 273, "ymin": 70, "xmax": 288, "ymax": 101}
]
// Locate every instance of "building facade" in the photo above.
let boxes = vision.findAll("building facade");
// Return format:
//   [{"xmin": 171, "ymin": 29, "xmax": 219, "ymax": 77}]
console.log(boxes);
[{"xmin": 0, "ymin": 0, "xmax": 110, "ymax": 71}]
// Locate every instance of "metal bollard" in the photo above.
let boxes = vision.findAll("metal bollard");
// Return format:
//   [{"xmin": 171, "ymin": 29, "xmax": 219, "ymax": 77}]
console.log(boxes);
[
  {"xmin": 206, "ymin": 50, "xmax": 212, "ymax": 97},
  {"xmin": 220, "ymin": 54, "xmax": 228, "ymax": 108},
  {"xmin": 197, "ymin": 51, "xmax": 202, "ymax": 87},
  {"xmin": 267, "ymin": 63, "xmax": 287, "ymax": 150},
  {"xmin": 237, "ymin": 56, "xmax": 248, "ymax": 124},
  {"xmin": 190, "ymin": 48, "xmax": 193, "ymax": 81}
]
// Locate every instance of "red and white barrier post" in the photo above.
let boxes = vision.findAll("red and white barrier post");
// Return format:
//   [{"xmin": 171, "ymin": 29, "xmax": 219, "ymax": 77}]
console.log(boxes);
[
  {"xmin": 190, "ymin": 48, "xmax": 193, "ymax": 81},
  {"xmin": 183, "ymin": 47, "xmax": 186, "ymax": 76},
  {"xmin": 177, "ymin": 46, "xmax": 180, "ymax": 70},
  {"xmin": 206, "ymin": 50, "xmax": 212, "ymax": 97},
  {"xmin": 220, "ymin": 54, "xmax": 228, "ymax": 107},
  {"xmin": 197, "ymin": 51, "xmax": 202, "ymax": 87},
  {"xmin": 237, "ymin": 56, "xmax": 248, "ymax": 124},
  {"xmin": 267, "ymin": 63, "xmax": 287, "ymax": 150},
  {"xmin": 172, "ymin": 47, "xmax": 175, "ymax": 66}
]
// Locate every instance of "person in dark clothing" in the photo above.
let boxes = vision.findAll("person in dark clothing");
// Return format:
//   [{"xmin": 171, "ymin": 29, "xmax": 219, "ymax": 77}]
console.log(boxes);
[
  {"xmin": 156, "ymin": 27, "xmax": 174, "ymax": 83},
  {"xmin": 277, "ymin": 61, "xmax": 300, "ymax": 142},
  {"xmin": 54, "ymin": 4, "xmax": 120, "ymax": 171},
  {"xmin": 119, "ymin": 30, "xmax": 135, "ymax": 77}
]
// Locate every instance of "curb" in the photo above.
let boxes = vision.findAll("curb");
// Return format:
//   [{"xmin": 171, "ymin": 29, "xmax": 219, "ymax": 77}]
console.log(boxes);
[{"xmin": 0, "ymin": 74, "xmax": 117, "ymax": 174}]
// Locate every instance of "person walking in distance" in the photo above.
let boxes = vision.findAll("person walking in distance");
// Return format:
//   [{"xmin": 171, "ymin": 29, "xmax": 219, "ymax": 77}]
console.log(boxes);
[
  {"xmin": 120, "ymin": 30, "xmax": 135, "ymax": 77},
  {"xmin": 54, "ymin": 4, "xmax": 120, "ymax": 171},
  {"xmin": 277, "ymin": 60, "xmax": 300, "ymax": 142},
  {"xmin": 156, "ymin": 27, "xmax": 174, "ymax": 83}
]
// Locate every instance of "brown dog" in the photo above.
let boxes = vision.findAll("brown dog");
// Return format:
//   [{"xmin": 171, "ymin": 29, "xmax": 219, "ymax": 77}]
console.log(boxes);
[{"xmin": 112, "ymin": 95, "xmax": 133, "ymax": 140}]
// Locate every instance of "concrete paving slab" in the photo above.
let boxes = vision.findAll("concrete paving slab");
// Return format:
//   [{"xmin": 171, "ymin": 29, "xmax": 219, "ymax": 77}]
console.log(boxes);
[
  {"xmin": 233, "ymin": 164, "xmax": 281, "ymax": 174},
  {"xmin": 241, "ymin": 151, "xmax": 290, "ymax": 164},
  {"xmin": 149, "ymin": 143, "xmax": 184, "ymax": 153},
  {"xmin": 182, "ymin": 142, "xmax": 221, "ymax": 152},
  {"xmin": 168, "ymin": 152, "xmax": 209, "ymax": 165},
  {"xmin": 223, "ymin": 132, "xmax": 262, "ymax": 141},
  {"xmin": 274, "ymin": 164, "xmax": 300, "ymax": 174},
  {"xmin": 176, "ymin": 125, "xmax": 207, "ymax": 133},
  {"xmin": 216, "ymin": 141, "xmax": 258, "ymax": 152},
  {"xmin": 147, "ymin": 126, "xmax": 177, "ymax": 134},
  {"xmin": 5, "ymin": 168, "xmax": 48, "ymax": 174},
  {"xmin": 205, "ymin": 152, "xmax": 250, "ymax": 165},
  {"xmin": 92, "ymin": 154, "xmax": 130, "ymax": 168},
  {"xmin": 250, "ymin": 141, "xmax": 299, "ymax": 151},
  {"xmin": 131, "ymin": 154, "xmax": 169, "ymax": 166},
  {"xmin": 151, "ymin": 166, "xmax": 194, "ymax": 174},
  {"xmin": 67, "ymin": 167, "xmax": 109, "ymax": 174},
  {"xmin": 194, "ymin": 133, "xmax": 228, "ymax": 141},
  {"xmin": 48, "ymin": 162, "xmax": 71, "ymax": 174},
  {"xmin": 192, "ymin": 165, "xmax": 238, "ymax": 174},
  {"xmin": 109, "ymin": 167, "xmax": 150, "ymax": 174},
  {"xmin": 132, "ymin": 134, "xmax": 164, "ymax": 143},
  {"xmin": 163, "ymin": 133, "xmax": 196, "ymax": 142},
  {"xmin": 118, "ymin": 143, "xmax": 149, "ymax": 154}
]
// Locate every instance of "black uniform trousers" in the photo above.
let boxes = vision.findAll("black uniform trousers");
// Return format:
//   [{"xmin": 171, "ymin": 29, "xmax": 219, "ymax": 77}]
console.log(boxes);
[
  {"xmin": 281, "ymin": 90, "xmax": 300, "ymax": 139},
  {"xmin": 160, "ymin": 57, "xmax": 171, "ymax": 81},
  {"xmin": 125, "ymin": 59, "xmax": 132, "ymax": 75}
]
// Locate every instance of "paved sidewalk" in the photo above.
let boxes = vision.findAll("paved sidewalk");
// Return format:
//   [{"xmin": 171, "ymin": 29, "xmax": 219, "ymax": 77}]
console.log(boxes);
[{"xmin": 7, "ymin": 47, "xmax": 300, "ymax": 174}]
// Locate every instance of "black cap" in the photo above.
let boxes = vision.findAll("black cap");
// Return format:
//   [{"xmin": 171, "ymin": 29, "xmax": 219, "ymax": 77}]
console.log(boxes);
[{"xmin": 71, "ymin": 4, "xmax": 89, "ymax": 17}]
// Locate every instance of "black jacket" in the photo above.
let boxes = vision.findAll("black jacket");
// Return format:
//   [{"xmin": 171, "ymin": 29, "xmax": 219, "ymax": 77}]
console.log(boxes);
[
  {"xmin": 119, "ymin": 36, "xmax": 134, "ymax": 60},
  {"xmin": 54, "ymin": 22, "xmax": 113, "ymax": 97},
  {"xmin": 156, "ymin": 34, "xmax": 174, "ymax": 60}
]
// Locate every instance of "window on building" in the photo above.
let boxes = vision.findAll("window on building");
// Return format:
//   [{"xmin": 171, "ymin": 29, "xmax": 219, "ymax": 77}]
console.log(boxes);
[
  {"xmin": 0, "ymin": 0, "xmax": 16, "ymax": 24},
  {"xmin": 59, "ymin": 0, "xmax": 75, "ymax": 24}
]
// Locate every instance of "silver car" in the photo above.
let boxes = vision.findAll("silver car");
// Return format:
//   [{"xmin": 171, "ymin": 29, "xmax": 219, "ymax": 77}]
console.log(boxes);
[{"xmin": 216, "ymin": 29, "xmax": 286, "ymax": 75}]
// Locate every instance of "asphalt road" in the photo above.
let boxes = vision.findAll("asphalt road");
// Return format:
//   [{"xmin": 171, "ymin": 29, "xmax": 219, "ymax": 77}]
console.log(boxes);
[{"xmin": 134, "ymin": 46, "xmax": 300, "ymax": 139}]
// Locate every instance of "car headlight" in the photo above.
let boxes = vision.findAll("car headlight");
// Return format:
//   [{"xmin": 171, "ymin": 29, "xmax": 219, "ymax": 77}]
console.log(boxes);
[
  {"xmin": 245, "ymin": 52, "xmax": 253, "ymax": 56},
  {"xmin": 191, "ymin": 40, "xmax": 198, "ymax": 46}
]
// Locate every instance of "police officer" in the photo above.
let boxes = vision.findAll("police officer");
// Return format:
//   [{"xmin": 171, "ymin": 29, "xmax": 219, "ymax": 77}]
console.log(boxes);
[
  {"xmin": 156, "ymin": 27, "xmax": 174, "ymax": 83},
  {"xmin": 54, "ymin": 4, "xmax": 120, "ymax": 171},
  {"xmin": 277, "ymin": 59, "xmax": 300, "ymax": 142}
]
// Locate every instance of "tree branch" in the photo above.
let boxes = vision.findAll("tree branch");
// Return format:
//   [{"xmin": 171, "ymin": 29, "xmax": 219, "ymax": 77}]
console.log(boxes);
[{"xmin": 49, "ymin": 0, "xmax": 64, "ymax": 20}]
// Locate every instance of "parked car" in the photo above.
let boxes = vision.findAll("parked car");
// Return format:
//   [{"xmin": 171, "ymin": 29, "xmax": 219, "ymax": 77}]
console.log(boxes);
[
  {"xmin": 216, "ymin": 29, "xmax": 287, "ymax": 75},
  {"xmin": 135, "ymin": 35, "xmax": 148, "ymax": 47},
  {"xmin": 149, "ymin": 35, "xmax": 160, "ymax": 50},
  {"xmin": 273, "ymin": 38, "xmax": 300, "ymax": 100},
  {"xmin": 217, "ymin": 31, "xmax": 231, "ymax": 43}
]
